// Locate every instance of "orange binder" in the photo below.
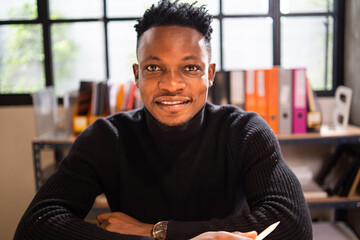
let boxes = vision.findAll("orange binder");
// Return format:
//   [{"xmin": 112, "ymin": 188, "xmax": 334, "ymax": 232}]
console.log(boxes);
[
  {"xmin": 267, "ymin": 66, "xmax": 279, "ymax": 134},
  {"xmin": 255, "ymin": 69, "xmax": 267, "ymax": 120},
  {"xmin": 245, "ymin": 70, "xmax": 256, "ymax": 112},
  {"xmin": 115, "ymin": 83, "xmax": 125, "ymax": 113}
]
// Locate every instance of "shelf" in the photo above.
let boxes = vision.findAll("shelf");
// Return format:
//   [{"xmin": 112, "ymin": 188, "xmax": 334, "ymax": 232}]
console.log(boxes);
[
  {"xmin": 277, "ymin": 125, "xmax": 360, "ymax": 145},
  {"xmin": 306, "ymin": 196, "xmax": 360, "ymax": 209}
]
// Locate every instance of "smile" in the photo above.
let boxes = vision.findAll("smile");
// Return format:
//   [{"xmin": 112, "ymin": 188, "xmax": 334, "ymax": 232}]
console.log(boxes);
[
  {"xmin": 160, "ymin": 100, "xmax": 189, "ymax": 105},
  {"xmin": 154, "ymin": 97, "xmax": 191, "ymax": 112}
]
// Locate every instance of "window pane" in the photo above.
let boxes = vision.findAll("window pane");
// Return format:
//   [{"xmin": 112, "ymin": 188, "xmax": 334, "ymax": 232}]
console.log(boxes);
[
  {"xmin": 223, "ymin": 0, "xmax": 268, "ymax": 15},
  {"xmin": 52, "ymin": 22, "xmax": 106, "ymax": 96},
  {"xmin": 108, "ymin": 21, "xmax": 137, "ymax": 83},
  {"xmin": 281, "ymin": 0, "xmax": 333, "ymax": 14},
  {"xmin": 281, "ymin": 16, "xmax": 334, "ymax": 91},
  {"xmin": 0, "ymin": 24, "xmax": 45, "ymax": 93},
  {"xmin": 223, "ymin": 18, "xmax": 273, "ymax": 70},
  {"xmin": 107, "ymin": 0, "xmax": 219, "ymax": 18},
  {"xmin": 49, "ymin": 0, "xmax": 103, "ymax": 19},
  {"xmin": 0, "ymin": 0, "xmax": 37, "ymax": 20},
  {"xmin": 211, "ymin": 19, "xmax": 221, "ymax": 71}
]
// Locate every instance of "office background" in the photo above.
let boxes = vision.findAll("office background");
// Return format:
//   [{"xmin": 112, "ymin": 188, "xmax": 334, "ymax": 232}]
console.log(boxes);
[{"xmin": 0, "ymin": 0, "xmax": 360, "ymax": 239}]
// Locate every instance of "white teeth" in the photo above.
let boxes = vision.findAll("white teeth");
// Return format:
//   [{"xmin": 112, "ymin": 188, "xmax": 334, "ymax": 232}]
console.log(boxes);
[{"xmin": 161, "ymin": 101, "xmax": 183, "ymax": 105}]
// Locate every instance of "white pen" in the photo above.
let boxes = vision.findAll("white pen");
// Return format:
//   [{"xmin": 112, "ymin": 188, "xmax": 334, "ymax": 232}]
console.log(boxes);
[{"xmin": 255, "ymin": 221, "xmax": 280, "ymax": 240}]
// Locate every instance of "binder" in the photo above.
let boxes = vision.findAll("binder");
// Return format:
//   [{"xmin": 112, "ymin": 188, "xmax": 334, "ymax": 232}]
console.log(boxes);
[
  {"xmin": 267, "ymin": 66, "xmax": 279, "ymax": 134},
  {"xmin": 255, "ymin": 69, "xmax": 267, "ymax": 120},
  {"xmin": 115, "ymin": 83, "xmax": 125, "ymax": 113},
  {"xmin": 306, "ymin": 77, "xmax": 322, "ymax": 132},
  {"xmin": 126, "ymin": 82, "xmax": 137, "ymax": 110},
  {"xmin": 229, "ymin": 70, "xmax": 245, "ymax": 109},
  {"xmin": 292, "ymin": 68, "xmax": 307, "ymax": 134},
  {"xmin": 73, "ymin": 81, "xmax": 93, "ymax": 134},
  {"xmin": 278, "ymin": 68, "xmax": 293, "ymax": 134},
  {"xmin": 213, "ymin": 71, "xmax": 230, "ymax": 105},
  {"xmin": 245, "ymin": 70, "xmax": 256, "ymax": 112},
  {"xmin": 121, "ymin": 82, "xmax": 132, "ymax": 111}
]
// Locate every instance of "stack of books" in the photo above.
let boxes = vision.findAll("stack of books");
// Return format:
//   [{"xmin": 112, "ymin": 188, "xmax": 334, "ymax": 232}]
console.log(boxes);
[{"xmin": 72, "ymin": 80, "xmax": 143, "ymax": 135}]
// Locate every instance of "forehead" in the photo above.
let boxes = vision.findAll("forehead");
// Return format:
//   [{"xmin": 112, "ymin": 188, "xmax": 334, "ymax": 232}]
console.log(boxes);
[{"xmin": 137, "ymin": 26, "xmax": 209, "ymax": 60}]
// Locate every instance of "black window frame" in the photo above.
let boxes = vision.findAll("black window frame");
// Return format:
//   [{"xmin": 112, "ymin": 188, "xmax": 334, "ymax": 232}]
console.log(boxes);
[{"xmin": 0, "ymin": 0, "xmax": 345, "ymax": 106}]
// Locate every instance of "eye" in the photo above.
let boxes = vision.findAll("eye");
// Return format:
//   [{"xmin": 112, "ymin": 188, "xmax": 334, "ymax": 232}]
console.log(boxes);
[
  {"xmin": 145, "ymin": 65, "xmax": 161, "ymax": 72},
  {"xmin": 184, "ymin": 65, "xmax": 199, "ymax": 72}
]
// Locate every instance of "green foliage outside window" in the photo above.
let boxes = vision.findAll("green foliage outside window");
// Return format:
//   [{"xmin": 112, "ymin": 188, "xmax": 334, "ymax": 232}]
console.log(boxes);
[{"xmin": 0, "ymin": 1, "xmax": 77, "ymax": 94}]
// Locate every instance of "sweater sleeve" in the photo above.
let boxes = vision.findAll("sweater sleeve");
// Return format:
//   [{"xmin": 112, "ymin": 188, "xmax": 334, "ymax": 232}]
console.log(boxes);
[
  {"xmin": 14, "ymin": 118, "xmax": 154, "ymax": 240},
  {"xmin": 166, "ymin": 113, "xmax": 312, "ymax": 240}
]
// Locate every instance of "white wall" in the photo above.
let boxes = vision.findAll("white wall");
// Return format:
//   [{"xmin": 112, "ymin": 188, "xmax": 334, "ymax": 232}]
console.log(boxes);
[
  {"xmin": 345, "ymin": 0, "xmax": 360, "ymax": 126},
  {"xmin": 0, "ymin": 106, "xmax": 36, "ymax": 240}
]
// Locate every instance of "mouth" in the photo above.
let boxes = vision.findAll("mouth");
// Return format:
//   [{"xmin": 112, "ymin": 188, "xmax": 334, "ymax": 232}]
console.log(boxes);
[{"xmin": 154, "ymin": 97, "xmax": 191, "ymax": 112}]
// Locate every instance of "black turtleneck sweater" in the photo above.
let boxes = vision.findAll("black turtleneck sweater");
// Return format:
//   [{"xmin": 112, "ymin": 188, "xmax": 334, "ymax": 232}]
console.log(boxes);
[{"xmin": 14, "ymin": 102, "xmax": 312, "ymax": 240}]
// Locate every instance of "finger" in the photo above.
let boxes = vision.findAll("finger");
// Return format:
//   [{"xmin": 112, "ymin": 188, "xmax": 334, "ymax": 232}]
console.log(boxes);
[
  {"xmin": 233, "ymin": 231, "xmax": 258, "ymax": 239},
  {"xmin": 98, "ymin": 219, "xmax": 109, "ymax": 229},
  {"xmin": 97, "ymin": 212, "xmax": 112, "ymax": 223}
]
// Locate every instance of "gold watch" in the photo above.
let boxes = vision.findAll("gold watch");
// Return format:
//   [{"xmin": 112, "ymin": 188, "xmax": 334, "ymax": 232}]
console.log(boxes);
[{"xmin": 151, "ymin": 221, "xmax": 168, "ymax": 240}]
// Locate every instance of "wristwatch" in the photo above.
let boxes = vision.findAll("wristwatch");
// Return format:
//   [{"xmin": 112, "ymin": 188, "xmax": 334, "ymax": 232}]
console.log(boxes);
[{"xmin": 151, "ymin": 221, "xmax": 168, "ymax": 240}]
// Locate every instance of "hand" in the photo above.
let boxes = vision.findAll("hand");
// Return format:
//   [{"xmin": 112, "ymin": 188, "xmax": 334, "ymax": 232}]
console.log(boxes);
[
  {"xmin": 97, "ymin": 212, "xmax": 153, "ymax": 236},
  {"xmin": 190, "ymin": 231, "xmax": 258, "ymax": 240}
]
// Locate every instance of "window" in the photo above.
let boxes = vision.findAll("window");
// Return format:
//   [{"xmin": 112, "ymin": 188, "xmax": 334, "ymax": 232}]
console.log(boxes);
[{"xmin": 0, "ymin": 0, "xmax": 344, "ymax": 105}]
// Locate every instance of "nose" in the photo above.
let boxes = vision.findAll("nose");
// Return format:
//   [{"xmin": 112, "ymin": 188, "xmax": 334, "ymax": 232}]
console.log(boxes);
[{"xmin": 158, "ymin": 70, "xmax": 186, "ymax": 93}]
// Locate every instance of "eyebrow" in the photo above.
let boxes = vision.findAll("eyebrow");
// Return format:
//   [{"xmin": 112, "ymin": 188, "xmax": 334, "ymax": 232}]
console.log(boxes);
[
  {"xmin": 182, "ymin": 56, "xmax": 200, "ymax": 61},
  {"xmin": 143, "ymin": 55, "xmax": 162, "ymax": 61},
  {"xmin": 142, "ymin": 55, "xmax": 200, "ymax": 62}
]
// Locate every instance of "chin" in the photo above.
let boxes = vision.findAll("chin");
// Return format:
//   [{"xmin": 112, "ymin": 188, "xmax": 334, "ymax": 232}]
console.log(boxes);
[{"xmin": 161, "ymin": 116, "xmax": 192, "ymax": 127}]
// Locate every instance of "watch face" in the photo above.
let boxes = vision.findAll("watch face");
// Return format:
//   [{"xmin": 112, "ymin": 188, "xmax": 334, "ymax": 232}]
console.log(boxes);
[{"xmin": 153, "ymin": 221, "xmax": 168, "ymax": 240}]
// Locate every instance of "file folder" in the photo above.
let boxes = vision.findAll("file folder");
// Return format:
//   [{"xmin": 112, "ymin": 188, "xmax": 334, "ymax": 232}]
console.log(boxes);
[
  {"xmin": 267, "ymin": 67, "xmax": 279, "ymax": 134},
  {"xmin": 278, "ymin": 68, "xmax": 293, "ymax": 134},
  {"xmin": 229, "ymin": 70, "xmax": 245, "ymax": 109},
  {"xmin": 292, "ymin": 68, "xmax": 307, "ymax": 134},
  {"xmin": 245, "ymin": 70, "xmax": 256, "ymax": 112},
  {"xmin": 255, "ymin": 69, "xmax": 267, "ymax": 120}
]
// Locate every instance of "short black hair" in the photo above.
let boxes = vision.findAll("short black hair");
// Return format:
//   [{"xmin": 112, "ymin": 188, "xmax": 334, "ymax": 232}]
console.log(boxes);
[{"xmin": 134, "ymin": 0, "xmax": 213, "ymax": 48}]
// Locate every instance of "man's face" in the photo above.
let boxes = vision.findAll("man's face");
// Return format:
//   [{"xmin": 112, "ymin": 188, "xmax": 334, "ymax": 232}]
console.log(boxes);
[{"xmin": 133, "ymin": 26, "xmax": 216, "ymax": 126}]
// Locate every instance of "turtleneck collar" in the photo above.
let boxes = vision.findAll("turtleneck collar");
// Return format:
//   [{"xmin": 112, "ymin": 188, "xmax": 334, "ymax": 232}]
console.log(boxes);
[{"xmin": 144, "ymin": 104, "xmax": 206, "ymax": 142}]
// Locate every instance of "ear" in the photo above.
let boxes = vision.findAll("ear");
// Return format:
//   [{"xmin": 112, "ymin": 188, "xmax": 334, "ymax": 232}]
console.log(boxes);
[
  {"xmin": 208, "ymin": 63, "xmax": 216, "ymax": 87},
  {"xmin": 133, "ymin": 64, "xmax": 139, "ymax": 87}
]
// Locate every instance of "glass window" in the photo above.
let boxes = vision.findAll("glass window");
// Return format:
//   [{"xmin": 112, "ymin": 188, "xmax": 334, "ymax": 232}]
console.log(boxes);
[
  {"xmin": 223, "ymin": 17, "xmax": 273, "ymax": 70},
  {"xmin": 281, "ymin": 0, "xmax": 333, "ymax": 14},
  {"xmin": 49, "ymin": 0, "xmax": 103, "ymax": 19},
  {"xmin": 0, "ymin": 24, "xmax": 44, "ymax": 93},
  {"xmin": 107, "ymin": 0, "xmax": 155, "ymax": 18},
  {"xmin": 223, "ymin": 0, "xmax": 268, "ymax": 15},
  {"xmin": 52, "ymin": 22, "xmax": 106, "ymax": 96},
  {"xmin": 210, "ymin": 19, "xmax": 221, "ymax": 70},
  {"xmin": 108, "ymin": 21, "xmax": 138, "ymax": 83},
  {"xmin": 281, "ymin": 16, "xmax": 334, "ymax": 90},
  {"xmin": 0, "ymin": 0, "xmax": 37, "ymax": 20},
  {"xmin": 107, "ymin": 0, "xmax": 219, "ymax": 18}
]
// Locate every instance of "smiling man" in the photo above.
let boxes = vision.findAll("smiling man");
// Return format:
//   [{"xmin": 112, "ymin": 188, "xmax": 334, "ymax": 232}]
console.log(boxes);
[
  {"xmin": 133, "ymin": 25, "xmax": 215, "ymax": 126},
  {"xmin": 15, "ymin": 1, "xmax": 312, "ymax": 240}
]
